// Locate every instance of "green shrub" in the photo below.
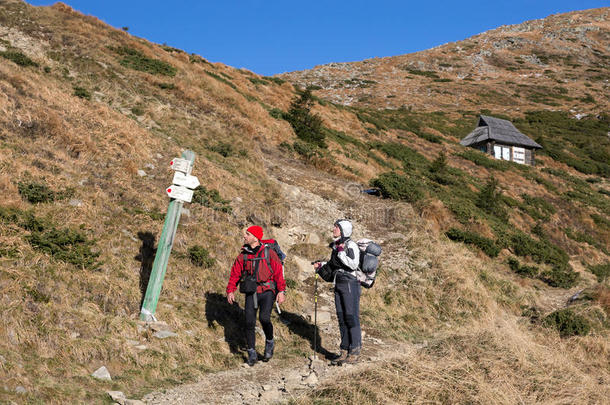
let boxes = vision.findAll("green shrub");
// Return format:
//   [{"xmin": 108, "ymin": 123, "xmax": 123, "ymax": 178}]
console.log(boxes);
[
  {"xmin": 111, "ymin": 46, "xmax": 177, "ymax": 76},
  {"xmin": 268, "ymin": 108, "xmax": 285, "ymax": 120},
  {"xmin": 17, "ymin": 180, "xmax": 56, "ymax": 203},
  {"xmin": 543, "ymin": 308, "xmax": 591, "ymax": 337},
  {"xmin": 509, "ymin": 232, "xmax": 569, "ymax": 268},
  {"xmin": 204, "ymin": 70, "xmax": 236, "ymax": 89},
  {"xmin": 73, "ymin": 86, "xmax": 91, "ymax": 100},
  {"xmin": 25, "ymin": 221, "xmax": 100, "ymax": 270},
  {"xmin": 285, "ymin": 89, "xmax": 326, "ymax": 147},
  {"xmin": 192, "ymin": 186, "xmax": 232, "ymax": 213},
  {"xmin": 539, "ymin": 266, "xmax": 579, "ymax": 288},
  {"xmin": 248, "ymin": 77, "xmax": 269, "ymax": 86},
  {"xmin": 445, "ymin": 228, "xmax": 500, "ymax": 257},
  {"xmin": 209, "ymin": 142, "xmax": 235, "ymax": 157},
  {"xmin": 588, "ymin": 263, "xmax": 610, "ymax": 282},
  {"xmin": 476, "ymin": 177, "xmax": 507, "ymax": 219},
  {"xmin": 157, "ymin": 82, "xmax": 175, "ymax": 90},
  {"xmin": 188, "ymin": 245, "xmax": 215, "ymax": 268},
  {"xmin": 371, "ymin": 142, "xmax": 428, "ymax": 171},
  {"xmin": 370, "ymin": 172, "xmax": 424, "ymax": 203},
  {"xmin": 263, "ymin": 76, "xmax": 285, "ymax": 85},
  {"xmin": 457, "ymin": 149, "xmax": 509, "ymax": 171},
  {"xmin": 0, "ymin": 50, "xmax": 38, "ymax": 67},
  {"xmin": 507, "ymin": 257, "xmax": 539, "ymax": 278},
  {"xmin": 292, "ymin": 140, "xmax": 319, "ymax": 160}
]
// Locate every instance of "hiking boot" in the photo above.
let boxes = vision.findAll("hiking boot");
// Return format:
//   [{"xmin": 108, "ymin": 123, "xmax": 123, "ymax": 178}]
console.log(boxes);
[
  {"xmin": 344, "ymin": 348, "xmax": 361, "ymax": 365},
  {"xmin": 247, "ymin": 348, "xmax": 258, "ymax": 366},
  {"xmin": 263, "ymin": 339, "xmax": 275, "ymax": 362},
  {"xmin": 330, "ymin": 350, "xmax": 348, "ymax": 366}
]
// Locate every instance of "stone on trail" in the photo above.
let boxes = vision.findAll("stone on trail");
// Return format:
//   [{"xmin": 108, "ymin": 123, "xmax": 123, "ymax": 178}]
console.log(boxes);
[
  {"xmin": 153, "ymin": 330, "xmax": 178, "ymax": 339},
  {"xmin": 106, "ymin": 391, "xmax": 126, "ymax": 403},
  {"xmin": 92, "ymin": 366, "xmax": 112, "ymax": 381}
]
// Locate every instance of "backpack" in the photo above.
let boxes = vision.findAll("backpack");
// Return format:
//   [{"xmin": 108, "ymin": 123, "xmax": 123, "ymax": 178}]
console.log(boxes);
[{"xmin": 354, "ymin": 239, "xmax": 382, "ymax": 288}]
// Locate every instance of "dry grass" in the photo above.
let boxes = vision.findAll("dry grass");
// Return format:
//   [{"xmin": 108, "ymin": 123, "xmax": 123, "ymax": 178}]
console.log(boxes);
[{"xmin": 0, "ymin": 2, "xmax": 608, "ymax": 404}]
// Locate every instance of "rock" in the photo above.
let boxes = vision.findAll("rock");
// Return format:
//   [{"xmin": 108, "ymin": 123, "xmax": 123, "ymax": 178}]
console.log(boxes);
[
  {"xmin": 69, "ymin": 199, "xmax": 82, "ymax": 207},
  {"xmin": 134, "ymin": 345, "xmax": 147, "ymax": 350},
  {"xmin": 107, "ymin": 391, "xmax": 126, "ymax": 404},
  {"xmin": 261, "ymin": 384, "xmax": 273, "ymax": 391},
  {"xmin": 15, "ymin": 386, "xmax": 26, "ymax": 394},
  {"xmin": 181, "ymin": 208, "xmax": 191, "ymax": 218},
  {"xmin": 92, "ymin": 366, "xmax": 112, "ymax": 381},
  {"xmin": 126, "ymin": 339, "xmax": 140, "ymax": 346},
  {"xmin": 153, "ymin": 330, "xmax": 178, "ymax": 339},
  {"xmin": 137, "ymin": 170, "xmax": 147, "ymax": 177},
  {"xmin": 302, "ymin": 372, "xmax": 318, "ymax": 386},
  {"xmin": 259, "ymin": 388, "xmax": 281, "ymax": 402},
  {"xmin": 125, "ymin": 400, "xmax": 146, "ymax": 405},
  {"xmin": 144, "ymin": 163, "xmax": 155, "ymax": 170},
  {"xmin": 146, "ymin": 321, "xmax": 170, "ymax": 332},
  {"xmin": 70, "ymin": 332, "xmax": 80, "ymax": 339},
  {"xmin": 310, "ymin": 310, "xmax": 331, "ymax": 325}
]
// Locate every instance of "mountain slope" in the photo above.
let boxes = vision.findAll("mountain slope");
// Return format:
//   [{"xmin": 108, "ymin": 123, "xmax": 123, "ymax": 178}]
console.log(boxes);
[
  {"xmin": 0, "ymin": 1, "xmax": 608, "ymax": 404},
  {"xmin": 279, "ymin": 7, "xmax": 609, "ymax": 114}
]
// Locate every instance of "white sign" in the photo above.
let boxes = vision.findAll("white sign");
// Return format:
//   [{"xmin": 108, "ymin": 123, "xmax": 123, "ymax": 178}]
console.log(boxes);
[
  {"xmin": 172, "ymin": 172, "xmax": 200, "ymax": 189},
  {"xmin": 170, "ymin": 158, "xmax": 191, "ymax": 174},
  {"xmin": 513, "ymin": 147, "xmax": 525, "ymax": 164},
  {"xmin": 166, "ymin": 185, "xmax": 194, "ymax": 203}
]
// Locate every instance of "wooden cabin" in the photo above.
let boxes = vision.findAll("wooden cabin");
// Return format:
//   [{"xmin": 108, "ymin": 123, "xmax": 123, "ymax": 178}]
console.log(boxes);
[{"xmin": 460, "ymin": 115, "xmax": 542, "ymax": 165}]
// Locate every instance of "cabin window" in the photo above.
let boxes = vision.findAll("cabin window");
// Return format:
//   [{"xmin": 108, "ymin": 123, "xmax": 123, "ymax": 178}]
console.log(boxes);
[
  {"xmin": 513, "ymin": 147, "xmax": 525, "ymax": 164},
  {"xmin": 493, "ymin": 145, "xmax": 511, "ymax": 161}
]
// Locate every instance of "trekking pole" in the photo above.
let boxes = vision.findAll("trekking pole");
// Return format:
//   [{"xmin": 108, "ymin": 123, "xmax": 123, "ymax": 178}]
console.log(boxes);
[{"xmin": 313, "ymin": 272, "xmax": 318, "ymax": 359}]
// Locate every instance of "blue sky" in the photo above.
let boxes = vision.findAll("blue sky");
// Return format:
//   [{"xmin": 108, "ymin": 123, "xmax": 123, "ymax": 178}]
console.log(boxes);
[{"xmin": 28, "ymin": 1, "xmax": 608, "ymax": 76}]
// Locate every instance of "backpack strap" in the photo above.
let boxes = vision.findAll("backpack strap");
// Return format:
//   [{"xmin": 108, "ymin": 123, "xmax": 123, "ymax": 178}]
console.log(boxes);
[{"xmin": 260, "ymin": 245, "xmax": 277, "ymax": 292}]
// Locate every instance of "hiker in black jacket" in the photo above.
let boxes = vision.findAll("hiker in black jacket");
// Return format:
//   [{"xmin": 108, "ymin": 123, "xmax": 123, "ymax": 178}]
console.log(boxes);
[{"xmin": 314, "ymin": 219, "xmax": 361, "ymax": 365}]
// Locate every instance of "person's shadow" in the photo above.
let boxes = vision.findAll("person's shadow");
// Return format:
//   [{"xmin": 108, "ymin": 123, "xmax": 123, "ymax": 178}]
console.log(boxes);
[
  {"xmin": 135, "ymin": 231, "xmax": 156, "ymax": 308},
  {"xmin": 205, "ymin": 292, "xmax": 247, "ymax": 358},
  {"xmin": 280, "ymin": 310, "xmax": 335, "ymax": 360}
]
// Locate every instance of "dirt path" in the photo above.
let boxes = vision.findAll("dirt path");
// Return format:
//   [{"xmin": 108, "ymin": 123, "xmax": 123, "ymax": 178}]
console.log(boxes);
[{"xmin": 142, "ymin": 157, "xmax": 417, "ymax": 404}]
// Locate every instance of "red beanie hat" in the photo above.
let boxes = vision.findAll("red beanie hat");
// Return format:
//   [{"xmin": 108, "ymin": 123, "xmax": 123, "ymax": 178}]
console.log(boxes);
[{"xmin": 246, "ymin": 225, "xmax": 263, "ymax": 241}]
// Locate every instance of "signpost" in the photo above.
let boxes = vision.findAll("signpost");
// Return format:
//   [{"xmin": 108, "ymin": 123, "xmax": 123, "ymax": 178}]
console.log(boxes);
[{"xmin": 140, "ymin": 150, "xmax": 199, "ymax": 322}]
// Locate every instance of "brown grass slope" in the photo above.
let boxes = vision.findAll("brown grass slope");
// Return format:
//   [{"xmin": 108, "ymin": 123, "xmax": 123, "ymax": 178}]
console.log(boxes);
[
  {"xmin": 0, "ymin": 1, "xmax": 608, "ymax": 404},
  {"xmin": 279, "ymin": 7, "xmax": 609, "ymax": 114}
]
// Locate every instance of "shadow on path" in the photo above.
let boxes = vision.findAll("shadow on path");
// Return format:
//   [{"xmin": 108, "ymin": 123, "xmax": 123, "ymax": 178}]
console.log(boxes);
[
  {"xmin": 135, "ymin": 231, "xmax": 156, "ymax": 309},
  {"xmin": 204, "ymin": 292, "xmax": 247, "ymax": 357},
  {"xmin": 280, "ymin": 311, "xmax": 335, "ymax": 360}
]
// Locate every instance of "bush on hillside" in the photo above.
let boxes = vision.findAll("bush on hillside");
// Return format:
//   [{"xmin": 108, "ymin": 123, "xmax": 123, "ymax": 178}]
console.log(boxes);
[
  {"xmin": 17, "ymin": 180, "xmax": 56, "ymax": 204},
  {"xmin": 0, "ymin": 50, "xmax": 38, "ymax": 67},
  {"xmin": 110, "ymin": 46, "xmax": 177, "ymax": 76},
  {"xmin": 543, "ymin": 308, "xmax": 591, "ymax": 338},
  {"xmin": 370, "ymin": 172, "xmax": 424, "ymax": 203},
  {"xmin": 188, "ymin": 245, "xmax": 215, "ymax": 268},
  {"xmin": 507, "ymin": 257, "xmax": 539, "ymax": 278},
  {"xmin": 17, "ymin": 180, "xmax": 74, "ymax": 204},
  {"xmin": 445, "ymin": 228, "xmax": 500, "ymax": 257},
  {"xmin": 284, "ymin": 89, "xmax": 326, "ymax": 147},
  {"xmin": 588, "ymin": 263, "xmax": 610, "ymax": 283},
  {"xmin": 18, "ymin": 211, "xmax": 100, "ymax": 270},
  {"xmin": 192, "ymin": 186, "xmax": 232, "ymax": 213},
  {"xmin": 476, "ymin": 176, "xmax": 507, "ymax": 219},
  {"xmin": 73, "ymin": 86, "xmax": 91, "ymax": 100}
]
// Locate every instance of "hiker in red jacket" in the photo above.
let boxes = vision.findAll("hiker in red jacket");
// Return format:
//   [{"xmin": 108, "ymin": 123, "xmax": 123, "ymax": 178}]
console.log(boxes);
[{"xmin": 227, "ymin": 225, "xmax": 286, "ymax": 366}]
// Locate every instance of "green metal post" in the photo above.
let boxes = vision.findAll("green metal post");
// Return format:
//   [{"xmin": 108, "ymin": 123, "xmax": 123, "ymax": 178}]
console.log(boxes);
[{"xmin": 140, "ymin": 150, "xmax": 195, "ymax": 321}]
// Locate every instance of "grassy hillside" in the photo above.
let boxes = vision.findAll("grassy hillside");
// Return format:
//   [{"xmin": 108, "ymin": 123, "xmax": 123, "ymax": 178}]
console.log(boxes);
[{"xmin": 0, "ymin": 1, "xmax": 608, "ymax": 403}]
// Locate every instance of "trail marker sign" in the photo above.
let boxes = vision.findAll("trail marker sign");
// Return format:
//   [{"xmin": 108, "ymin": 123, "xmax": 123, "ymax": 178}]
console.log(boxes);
[
  {"xmin": 166, "ymin": 185, "xmax": 194, "ymax": 203},
  {"xmin": 170, "ymin": 157, "xmax": 191, "ymax": 174},
  {"xmin": 172, "ymin": 171, "xmax": 200, "ymax": 189},
  {"xmin": 140, "ymin": 150, "xmax": 196, "ymax": 322}
]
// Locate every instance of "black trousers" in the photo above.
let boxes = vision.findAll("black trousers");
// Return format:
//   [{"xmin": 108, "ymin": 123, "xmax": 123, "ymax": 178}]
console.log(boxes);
[
  {"xmin": 244, "ymin": 290, "xmax": 275, "ymax": 350},
  {"xmin": 334, "ymin": 277, "xmax": 362, "ymax": 352}
]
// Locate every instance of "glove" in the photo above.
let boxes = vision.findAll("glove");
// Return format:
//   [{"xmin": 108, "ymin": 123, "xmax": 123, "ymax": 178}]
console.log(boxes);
[{"xmin": 336, "ymin": 244, "xmax": 344, "ymax": 252}]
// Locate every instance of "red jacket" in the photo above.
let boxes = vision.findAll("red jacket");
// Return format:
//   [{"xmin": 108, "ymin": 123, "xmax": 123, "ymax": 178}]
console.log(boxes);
[{"xmin": 226, "ymin": 244, "xmax": 286, "ymax": 295}]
